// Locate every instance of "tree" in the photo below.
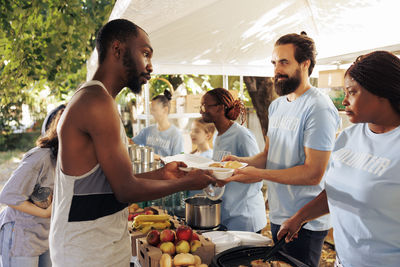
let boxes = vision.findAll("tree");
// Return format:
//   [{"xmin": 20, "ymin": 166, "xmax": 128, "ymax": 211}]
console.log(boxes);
[
  {"xmin": 0, "ymin": 0, "xmax": 115, "ymax": 135},
  {"xmin": 244, "ymin": 76, "xmax": 277, "ymax": 137}
]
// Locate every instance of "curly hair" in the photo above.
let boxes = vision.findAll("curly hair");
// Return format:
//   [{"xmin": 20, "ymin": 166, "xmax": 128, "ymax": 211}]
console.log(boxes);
[
  {"xmin": 345, "ymin": 51, "xmax": 400, "ymax": 115},
  {"xmin": 206, "ymin": 88, "xmax": 246, "ymax": 124}
]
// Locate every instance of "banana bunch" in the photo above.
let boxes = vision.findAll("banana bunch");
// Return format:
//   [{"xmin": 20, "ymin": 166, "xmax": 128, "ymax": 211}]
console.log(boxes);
[{"xmin": 133, "ymin": 214, "xmax": 172, "ymax": 233}]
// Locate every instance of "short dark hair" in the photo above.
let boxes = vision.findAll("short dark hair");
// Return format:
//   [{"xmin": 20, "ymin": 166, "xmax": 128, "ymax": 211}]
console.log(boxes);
[
  {"xmin": 96, "ymin": 19, "xmax": 140, "ymax": 64},
  {"xmin": 275, "ymin": 32, "xmax": 316, "ymax": 76},
  {"xmin": 346, "ymin": 51, "xmax": 400, "ymax": 115}
]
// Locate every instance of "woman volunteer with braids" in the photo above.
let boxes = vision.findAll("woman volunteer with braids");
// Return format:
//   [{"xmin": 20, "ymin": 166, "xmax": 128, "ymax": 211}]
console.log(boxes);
[
  {"xmin": 277, "ymin": 51, "xmax": 400, "ymax": 267},
  {"xmin": 200, "ymin": 88, "xmax": 266, "ymax": 232}
]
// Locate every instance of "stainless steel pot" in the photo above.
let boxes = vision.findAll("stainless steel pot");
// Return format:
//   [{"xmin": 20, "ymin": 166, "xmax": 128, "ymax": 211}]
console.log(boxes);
[{"xmin": 185, "ymin": 195, "xmax": 221, "ymax": 229}]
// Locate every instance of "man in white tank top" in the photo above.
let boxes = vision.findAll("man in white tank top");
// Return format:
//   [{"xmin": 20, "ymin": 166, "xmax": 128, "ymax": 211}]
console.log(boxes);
[{"xmin": 50, "ymin": 19, "xmax": 216, "ymax": 267}]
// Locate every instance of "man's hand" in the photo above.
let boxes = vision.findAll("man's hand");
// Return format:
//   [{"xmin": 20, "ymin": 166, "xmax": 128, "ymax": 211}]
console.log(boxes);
[
  {"xmin": 224, "ymin": 166, "xmax": 262, "ymax": 183},
  {"xmin": 161, "ymin": 161, "xmax": 188, "ymax": 180},
  {"xmin": 182, "ymin": 169, "xmax": 216, "ymax": 190},
  {"xmin": 221, "ymin": 155, "xmax": 241, "ymax": 162},
  {"xmin": 277, "ymin": 216, "xmax": 304, "ymax": 243}
]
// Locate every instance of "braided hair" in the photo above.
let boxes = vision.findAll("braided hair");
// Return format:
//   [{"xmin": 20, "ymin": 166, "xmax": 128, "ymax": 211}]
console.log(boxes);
[
  {"xmin": 346, "ymin": 51, "xmax": 400, "ymax": 115},
  {"xmin": 206, "ymin": 88, "xmax": 246, "ymax": 124}
]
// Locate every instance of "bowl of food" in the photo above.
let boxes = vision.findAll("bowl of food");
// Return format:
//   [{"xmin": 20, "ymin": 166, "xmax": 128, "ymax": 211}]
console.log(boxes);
[
  {"xmin": 209, "ymin": 160, "xmax": 247, "ymax": 170},
  {"xmin": 211, "ymin": 169, "xmax": 234, "ymax": 180}
]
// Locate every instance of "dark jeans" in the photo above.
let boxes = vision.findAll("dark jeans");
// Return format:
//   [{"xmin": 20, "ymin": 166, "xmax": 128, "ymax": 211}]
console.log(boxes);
[{"xmin": 271, "ymin": 223, "xmax": 328, "ymax": 267}]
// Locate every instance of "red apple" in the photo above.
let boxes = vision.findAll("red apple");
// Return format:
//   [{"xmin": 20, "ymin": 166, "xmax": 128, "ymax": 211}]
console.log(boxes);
[
  {"xmin": 144, "ymin": 210, "xmax": 154, "ymax": 215},
  {"xmin": 159, "ymin": 241, "xmax": 176, "ymax": 255},
  {"xmin": 160, "ymin": 229, "xmax": 176, "ymax": 243},
  {"xmin": 128, "ymin": 214, "xmax": 135, "ymax": 221},
  {"xmin": 176, "ymin": 225, "xmax": 193, "ymax": 241},
  {"xmin": 146, "ymin": 230, "xmax": 160, "ymax": 246},
  {"xmin": 191, "ymin": 232, "xmax": 200, "ymax": 241}
]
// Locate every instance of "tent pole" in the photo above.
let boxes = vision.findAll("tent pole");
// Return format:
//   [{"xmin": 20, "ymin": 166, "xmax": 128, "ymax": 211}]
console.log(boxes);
[
  {"xmin": 223, "ymin": 75, "xmax": 228, "ymax": 89},
  {"xmin": 144, "ymin": 83, "xmax": 150, "ymax": 127}
]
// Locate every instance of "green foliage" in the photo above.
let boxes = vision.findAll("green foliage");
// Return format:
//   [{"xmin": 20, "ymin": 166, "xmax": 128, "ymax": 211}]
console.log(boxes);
[
  {"xmin": 0, "ymin": 0, "xmax": 115, "ymax": 136},
  {"xmin": 0, "ymin": 149, "xmax": 25, "ymax": 165},
  {"xmin": 0, "ymin": 131, "xmax": 40, "ymax": 151}
]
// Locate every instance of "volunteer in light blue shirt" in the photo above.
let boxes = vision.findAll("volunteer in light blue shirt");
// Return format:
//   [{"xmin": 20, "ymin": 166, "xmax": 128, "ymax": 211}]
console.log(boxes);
[
  {"xmin": 200, "ymin": 88, "xmax": 267, "ymax": 232},
  {"xmin": 132, "ymin": 90, "xmax": 184, "ymax": 157},
  {"xmin": 224, "ymin": 33, "xmax": 339, "ymax": 267},
  {"xmin": 277, "ymin": 51, "xmax": 400, "ymax": 267}
]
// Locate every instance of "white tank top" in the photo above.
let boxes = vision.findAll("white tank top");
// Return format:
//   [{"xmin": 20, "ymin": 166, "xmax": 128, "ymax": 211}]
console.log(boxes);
[{"xmin": 49, "ymin": 80, "xmax": 131, "ymax": 266}]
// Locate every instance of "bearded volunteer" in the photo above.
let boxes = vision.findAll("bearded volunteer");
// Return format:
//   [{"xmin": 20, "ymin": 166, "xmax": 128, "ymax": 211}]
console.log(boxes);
[
  {"xmin": 223, "ymin": 32, "xmax": 340, "ymax": 267},
  {"xmin": 49, "ymin": 19, "xmax": 215, "ymax": 267}
]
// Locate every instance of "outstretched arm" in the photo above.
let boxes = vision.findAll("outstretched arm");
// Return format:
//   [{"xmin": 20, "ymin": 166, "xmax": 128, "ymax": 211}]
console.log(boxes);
[
  {"xmin": 84, "ymin": 96, "xmax": 215, "ymax": 203},
  {"xmin": 223, "ymin": 136, "xmax": 269, "ymax": 168},
  {"xmin": 277, "ymin": 190, "xmax": 329, "ymax": 242},
  {"xmin": 226, "ymin": 146, "xmax": 331, "ymax": 185}
]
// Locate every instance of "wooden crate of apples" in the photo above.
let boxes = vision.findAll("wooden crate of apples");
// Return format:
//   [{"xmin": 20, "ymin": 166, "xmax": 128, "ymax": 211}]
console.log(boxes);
[
  {"xmin": 137, "ymin": 225, "xmax": 215, "ymax": 267},
  {"xmin": 129, "ymin": 203, "xmax": 174, "ymax": 257}
]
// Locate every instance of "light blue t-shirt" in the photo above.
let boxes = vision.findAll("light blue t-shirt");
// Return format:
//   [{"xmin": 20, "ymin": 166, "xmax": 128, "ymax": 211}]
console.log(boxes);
[
  {"xmin": 266, "ymin": 87, "xmax": 339, "ymax": 231},
  {"xmin": 325, "ymin": 123, "xmax": 400, "ymax": 267},
  {"xmin": 214, "ymin": 122, "xmax": 267, "ymax": 232},
  {"xmin": 132, "ymin": 124, "xmax": 184, "ymax": 156}
]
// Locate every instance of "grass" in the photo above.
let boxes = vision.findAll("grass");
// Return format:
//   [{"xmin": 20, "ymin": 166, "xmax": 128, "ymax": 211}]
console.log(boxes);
[{"xmin": 0, "ymin": 150, "xmax": 25, "ymax": 165}]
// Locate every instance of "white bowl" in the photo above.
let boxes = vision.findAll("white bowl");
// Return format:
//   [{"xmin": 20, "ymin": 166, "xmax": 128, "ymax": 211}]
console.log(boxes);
[{"xmin": 211, "ymin": 169, "xmax": 234, "ymax": 180}]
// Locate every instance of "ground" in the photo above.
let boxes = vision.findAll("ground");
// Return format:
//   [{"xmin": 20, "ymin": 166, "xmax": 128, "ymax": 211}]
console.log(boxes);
[{"xmin": 0, "ymin": 151, "xmax": 336, "ymax": 266}]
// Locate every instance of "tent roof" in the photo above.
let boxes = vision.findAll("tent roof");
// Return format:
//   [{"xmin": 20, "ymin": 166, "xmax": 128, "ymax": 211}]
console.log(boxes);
[{"xmin": 87, "ymin": 0, "xmax": 400, "ymax": 78}]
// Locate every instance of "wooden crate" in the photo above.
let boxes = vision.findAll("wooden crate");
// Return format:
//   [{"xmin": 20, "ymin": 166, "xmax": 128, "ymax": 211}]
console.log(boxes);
[
  {"xmin": 185, "ymin": 94, "xmax": 203, "ymax": 113},
  {"xmin": 129, "ymin": 206, "xmax": 169, "ymax": 256},
  {"xmin": 137, "ymin": 234, "xmax": 215, "ymax": 267}
]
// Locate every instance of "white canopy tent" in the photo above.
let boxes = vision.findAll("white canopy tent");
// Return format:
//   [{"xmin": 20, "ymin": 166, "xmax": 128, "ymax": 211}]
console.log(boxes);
[{"xmin": 87, "ymin": 0, "xmax": 400, "ymax": 78}]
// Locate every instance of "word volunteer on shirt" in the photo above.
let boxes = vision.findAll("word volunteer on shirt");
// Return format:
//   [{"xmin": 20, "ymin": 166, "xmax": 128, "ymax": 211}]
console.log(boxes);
[
  {"xmin": 146, "ymin": 136, "xmax": 171, "ymax": 149},
  {"xmin": 269, "ymin": 116, "xmax": 300, "ymax": 131},
  {"xmin": 332, "ymin": 148, "xmax": 390, "ymax": 177}
]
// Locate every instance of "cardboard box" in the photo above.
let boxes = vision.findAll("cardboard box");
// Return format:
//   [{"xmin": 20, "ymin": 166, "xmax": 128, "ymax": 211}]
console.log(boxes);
[
  {"xmin": 185, "ymin": 94, "xmax": 203, "ymax": 113},
  {"xmin": 170, "ymin": 99, "xmax": 176, "ymax": 113},
  {"xmin": 176, "ymin": 96, "xmax": 186, "ymax": 114},
  {"xmin": 318, "ymin": 69, "xmax": 346, "ymax": 88},
  {"xmin": 137, "ymin": 234, "xmax": 215, "ymax": 266}
]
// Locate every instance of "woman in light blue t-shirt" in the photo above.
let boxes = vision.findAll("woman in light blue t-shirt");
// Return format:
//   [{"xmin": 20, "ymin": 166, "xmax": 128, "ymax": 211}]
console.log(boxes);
[
  {"xmin": 132, "ymin": 90, "xmax": 183, "ymax": 158},
  {"xmin": 277, "ymin": 51, "xmax": 400, "ymax": 267},
  {"xmin": 200, "ymin": 88, "xmax": 267, "ymax": 232}
]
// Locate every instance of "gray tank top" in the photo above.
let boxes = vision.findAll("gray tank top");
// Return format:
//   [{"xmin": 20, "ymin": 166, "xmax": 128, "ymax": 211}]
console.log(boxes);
[{"xmin": 49, "ymin": 80, "xmax": 131, "ymax": 266}]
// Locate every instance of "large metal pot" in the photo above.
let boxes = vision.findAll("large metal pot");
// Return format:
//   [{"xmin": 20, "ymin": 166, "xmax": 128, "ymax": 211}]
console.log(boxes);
[{"xmin": 185, "ymin": 195, "xmax": 221, "ymax": 229}]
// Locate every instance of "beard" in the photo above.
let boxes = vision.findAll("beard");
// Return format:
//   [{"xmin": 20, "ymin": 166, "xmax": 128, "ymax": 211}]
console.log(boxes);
[
  {"xmin": 123, "ymin": 49, "xmax": 142, "ymax": 94},
  {"xmin": 274, "ymin": 69, "xmax": 301, "ymax": 96}
]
